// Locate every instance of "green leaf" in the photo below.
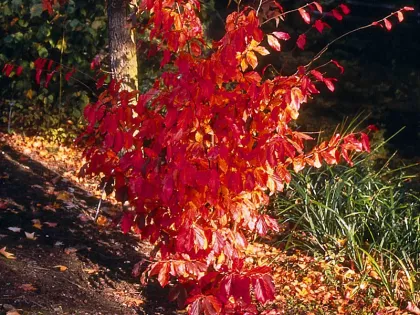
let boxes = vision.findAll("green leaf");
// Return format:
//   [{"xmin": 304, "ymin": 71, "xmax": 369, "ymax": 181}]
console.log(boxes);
[
  {"xmin": 37, "ymin": 45, "xmax": 48, "ymax": 58},
  {"xmin": 11, "ymin": 0, "xmax": 23, "ymax": 11},
  {"xmin": 30, "ymin": 4, "xmax": 43, "ymax": 18}
]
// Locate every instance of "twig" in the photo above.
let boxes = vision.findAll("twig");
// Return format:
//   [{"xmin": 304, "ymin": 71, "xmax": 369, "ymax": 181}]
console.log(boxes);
[{"xmin": 94, "ymin": 181, "xmax": 107, "ymax": 221}]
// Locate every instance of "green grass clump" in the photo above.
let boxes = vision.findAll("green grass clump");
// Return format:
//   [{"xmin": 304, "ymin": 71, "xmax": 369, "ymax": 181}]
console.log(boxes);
[{"xmin": 272, "ymin": 139, "xmax": 420, "ymax": 304}]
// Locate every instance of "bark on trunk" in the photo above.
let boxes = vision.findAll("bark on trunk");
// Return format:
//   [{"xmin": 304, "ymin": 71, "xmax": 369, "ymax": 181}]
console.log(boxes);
[{"xmin": 107, "ymin": 0, "xmax": 138, "ymax": 91}]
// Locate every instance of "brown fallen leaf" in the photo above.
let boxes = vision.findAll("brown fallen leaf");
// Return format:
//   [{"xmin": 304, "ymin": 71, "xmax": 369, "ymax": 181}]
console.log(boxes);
[
  {"xmin": 19, "ymin": 283, "xmax": 37, "ymax": 291},
  {"xmin": 0, "ymin": 247, "xmax": 16, "ymax": 259},
  {"xmin": 54, "ymin": 265, "xmax": 68, "ymax": 272},
  {"xmin": 78, "ymin": 214, "xmax": 90, "ymax": 222},
  {"xmin": 6, "ymin": 311, "xmax": 21, "ymax": 315},
  {"xmin": 44, "ymin": 222, "xmax": 58, "ymax": 228},
  {"xmin": 123, "ymin": 296, "xmax": 144, "ymax": 307},
  {"xmin": 8, "ymin": 227, "xmax": 21, "ymax": 233},
  {"xmin": 24, "ymin": 232, "xmax": 37, "ymax": 240},
  {"xmin": 42, "ymin": 205, "xmax": 56, "ymax": 212},
  {"xmin": 83, "ymin": 267, "xmax": 99, "ymax": 274},
  {"xmin": 64, "ymin": 247, "xmax": 78, "ymax": 255}
]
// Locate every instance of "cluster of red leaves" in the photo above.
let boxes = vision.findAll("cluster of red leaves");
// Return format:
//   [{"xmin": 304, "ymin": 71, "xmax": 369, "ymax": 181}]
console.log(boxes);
[
  {"xmin": 77, "ymin": 1, "xmax": 412, "ymax": 314},
  {"xmin": 41, "ymin": 0, "xmax": 67, "ymax": 15},
  {"xmin": 2, "ymin": 63, "xmax": 23, "ymax": 77},
  {"xmin": 33, "ymin": 58, "xmax": 75, "ymax": 87},
  {"xmin": 371, "ymin": 6, "xmax": 414, "ymax": 30}
]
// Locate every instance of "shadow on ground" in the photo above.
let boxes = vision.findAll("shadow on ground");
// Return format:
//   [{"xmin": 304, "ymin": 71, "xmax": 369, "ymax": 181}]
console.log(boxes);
[{"xmin": 0, "ymin": 143, "xmax": 177, "ymax": 315}]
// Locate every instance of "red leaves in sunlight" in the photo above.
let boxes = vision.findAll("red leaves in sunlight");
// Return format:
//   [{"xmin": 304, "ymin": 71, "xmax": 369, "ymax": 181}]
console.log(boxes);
[
  {"xmin": 298, "ymin": 8, "xmax": 311, "ymax": 24},
  {"xmin": 267, "ymin": 34, "xmax": 281, "ymax": 51},
  {"xmin": 371, "ymin": 7, "xmax": 414, "ymax": 31}
]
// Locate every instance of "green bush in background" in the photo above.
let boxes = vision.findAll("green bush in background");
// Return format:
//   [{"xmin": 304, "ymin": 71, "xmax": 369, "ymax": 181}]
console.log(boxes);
[{"xmin": 0, "ymin": 0, "xmax": 107, "ymax": 142}]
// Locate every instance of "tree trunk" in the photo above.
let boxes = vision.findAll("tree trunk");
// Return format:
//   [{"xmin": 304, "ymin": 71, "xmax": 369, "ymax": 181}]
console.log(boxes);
[{"xmin": 107, "ymin": 0, "xmax": 138, "ymax": 91}]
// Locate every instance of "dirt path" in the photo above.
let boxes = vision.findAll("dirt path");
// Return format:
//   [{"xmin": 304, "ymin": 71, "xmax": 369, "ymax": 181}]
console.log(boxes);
[{"xmin": 0, "ymin": 139, "xmax": 177, "ymax": 315}]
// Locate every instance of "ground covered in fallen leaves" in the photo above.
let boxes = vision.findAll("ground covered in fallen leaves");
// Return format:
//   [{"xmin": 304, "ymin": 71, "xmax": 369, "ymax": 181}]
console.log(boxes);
[
  {"xmin": 0, "ymin": 133, "xmax": 177, "ymax": 315},
  {"xmin": 0, "ymin": 132, "xmax": 418, "ymax": 315}
]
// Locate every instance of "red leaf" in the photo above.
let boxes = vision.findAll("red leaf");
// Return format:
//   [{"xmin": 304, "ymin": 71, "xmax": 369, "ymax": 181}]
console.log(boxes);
[
  {"xmin": 298, "ymin": 8, "xmax": 311, "ymax": 24},
  {"xmin": 314, "ymin": 20, "xmax": 325, "ymax": 33},
  {"xmin": 65, "ymin": 68, "xmax": 76, "ymax": 81},
  {"xmin": 121, "ymin": 212, "xmax": 134, "ymax": 234},
  {"xmin": 324, "ymin": 78, "xmax": 335, "ymax": 92},
  {"xmin": 47, "ymin": 60, "xmax": 54, "ymax": 71},
  {"xmin": 218, "ymin": 275, "xmax": 233, "ymax": 303},
  {"xmin": 403, "ymin": 6, "xmax": 414, "ymax": 11},
  {"xmin": 4, "ymin": 64, "xmax": 14, "ymax": 77},
  {"xmin": 397, "ymin": 11, "xmax": 404, "ymax": 22},
  {"xmin": 384, "ymin": 18, "xmax": 392, "ymax": 31},
  {"xmin": 272, "ymin": 31, "xmax": 290, "ymax": 41},
  {"xmin": 192, "ymin": 224, "xmax": 208, "ymax": 250},
  {"xmin": 341, "ymin": 149, "xmax": 353, "ymax": 166},
  {"xmin": 313, "ymin": 2, "xmax": 323, "ymax": 13},
  {"xmin": 232, "ymin": 276, "xmax": 251, "ymax": 304},
  {"xmin": 190, "ymin": 298, "xmax": 203, "ymax": 315},
  {"xmin": 157, "ymin": 262, "xmax": 170, "ymax": 287},
  {"xmin": 310, "ymin": 70, "xmax": 324, "ymax": 81},
  {"xmin": 339, "ymin": 4, "xmax": 351, "ymax": 15},
  {"xmin": 96, "ymin": 75, "xmax": 107, "ymax": 89},
  {"xmin": 360, "ymin": 132, "xmax": 370, "ymax": 152},
  {"xmin": 253, "ymin": 274, "xmax": 275, "ymax": 304},
  {"xmin": 16, "ymin": 66, "xmax": 23, "ymax": 76},
  {"xmin": 202, "ymin": 296, "xmax": 222, "ymax": 315},
  {"xmin": 267, "ymin": 34, "xmax": 281, "ymax": 51},
  {"xmin": 45, "ymin": 72, "xmax": 54, "ymax": 88},
  {"xmin": 35, "ymin": 69, "xmax": 43, "ymax": 85},
  {"xmin": 331, "ymin": 59, "xmax": 344, "ymax": 74},
  {"xmin": 296, "ymin": 34, "xmax": 307, "ymax": 50},
  {"xmin": 332, "ymin": 9, "xmax": 343, "ymax": 21},
  {"xmin": 367, "ymin": 124, "xmax": 379, "ymax": 132},
  {"xmin": 190, "ymin": 41, "xmax": 202, "ymax": 57}
]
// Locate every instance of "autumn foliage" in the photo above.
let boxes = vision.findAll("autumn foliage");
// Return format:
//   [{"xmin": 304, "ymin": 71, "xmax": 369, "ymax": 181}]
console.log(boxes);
[{"xmin": 63, "ymin": 1, "xmax": 415, "ymax": 314}]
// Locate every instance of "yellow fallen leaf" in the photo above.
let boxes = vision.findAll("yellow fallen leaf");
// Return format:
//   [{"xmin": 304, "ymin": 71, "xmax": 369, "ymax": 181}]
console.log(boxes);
[
  {"xmin": 6, "ymin": 310, "xmax": 21, "ymax": 315},
  {"xmin": 31, "ymin": 219, "xmax": 42, "ymax": 230},
  {"xmin": 96, "ymin": 215, "xmax": 108, "ymax": 226},
  {"xmin": 54, "ymin": 265, "xmax": 68, "ymax": 272},
  {"xmin": 26, "ymin": 89, "xmax": 33, "ymax": 99},
  {"xmin": 56, "ymin": 191, "xmax": 72, "ymax": 201},
  {"xmin": 19, "ymin": 283, "xmax": 37, "ymax": 291},
  {"xmin": 0, "ymin": 247, "xmax": 16, "ymax": 259}
]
